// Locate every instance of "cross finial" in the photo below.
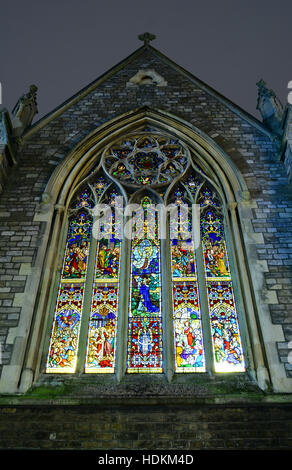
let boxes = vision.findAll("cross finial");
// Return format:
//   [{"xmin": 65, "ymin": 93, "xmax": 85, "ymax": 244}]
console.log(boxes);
[{"xmin": 138, "ymin": 32, "xmax": 156, "ymax": 46}]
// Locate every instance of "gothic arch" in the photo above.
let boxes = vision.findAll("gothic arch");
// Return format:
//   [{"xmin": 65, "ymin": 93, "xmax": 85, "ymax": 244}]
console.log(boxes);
[
  {"xmin": 38, "ymin": 107, "xmax": 248, "ymax": 210},
  {"xmin": 17, "ymin": 107, "xmax": 272, "ymax": 392}
]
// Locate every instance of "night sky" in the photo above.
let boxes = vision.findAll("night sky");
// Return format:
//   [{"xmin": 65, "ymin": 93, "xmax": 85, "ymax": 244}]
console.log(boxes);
[{"xmin": 1, "ymin": 0, "xmax": 292, "ymax": 122}]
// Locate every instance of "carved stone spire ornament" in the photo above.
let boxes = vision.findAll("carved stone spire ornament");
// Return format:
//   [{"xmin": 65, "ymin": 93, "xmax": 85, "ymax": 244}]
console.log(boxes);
[
  {"xmin": 138, "ymin": 32, "xmax": 156, "ymax": 46},
  {"xmin": 11, "ymin": 84, "xmax": 38, "ymax": 136},
  {"xmin": 256, "ymin": 79, "xmax": 283, "ymax": 134}
]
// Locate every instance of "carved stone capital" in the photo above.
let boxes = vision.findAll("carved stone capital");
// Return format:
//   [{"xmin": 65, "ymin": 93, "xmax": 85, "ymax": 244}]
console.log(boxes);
[
  {"xmin": 42, "ymin": 192, "xmax": 51, "ymax": 205},
  {"xmin": 227, "ymin": 201, "xmax": 237, "ymax": 212},
  {"xmin": 238, "ymin": 190, "xmax": 251, "ymax": 202},
  {"xmin": 54, "ymin": 203, "xmax": 65, "ymax": 213}
]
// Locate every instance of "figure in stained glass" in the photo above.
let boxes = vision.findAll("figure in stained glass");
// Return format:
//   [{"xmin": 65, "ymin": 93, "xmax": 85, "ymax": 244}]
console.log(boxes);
[
  {"xmin": 206, "ymin": 280, "xmax": 244, "ymax": 371},
  {"xmin": 202, "ymin": 210, "xmax": 230, "ymax": 278},
  {"xmin": 62, "ymin": 212, "xmax": 91, "ymax": 279},
  {"xmin": 131, "ymin": 274, "xmax": 160, "ymax": 315},
  {"xmin": 173, "ymin": 281, "xmax": 204, "ymax": 371},
  {"xmin": 86, "ymin": 283, "xmax": 118, "ymax": 371},
  {"xmin": 47, "ymin": 283, "xmax": 85, "ymax": 372},
  {"xmin": 132, "ymin": 238, "xmax": 159, "ymax": 274},
  {"xmin": 171, "ymin": 241, "xmax": 196, "ymax": 278},
  {"xmin": 96, "ymin": 239, "xmax": 120, "ymax": 279}
]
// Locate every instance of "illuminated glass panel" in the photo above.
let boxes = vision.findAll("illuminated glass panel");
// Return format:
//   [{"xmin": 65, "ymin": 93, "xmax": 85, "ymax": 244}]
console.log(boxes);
[
  {"xmin": 104, "ymin": 134, "xmax": 187, "ymax": 187},
  {"xmin": 45, "ymin": 132, "xmax": 247, "ymax": 378},
  {"xmin": 127, "ymin": 196, "xmax": 163, "ymax": 373},
  {"xmin": 91, "ymin": 175, "xmax": 109, "ymax": 200},
  {"xmin": 201, "ymin": 207, "xmax": 245, "ymax": 372},
  {"xmin": 85, "ymin": 189, "xmax": 121, "ymax": 373},
  {"xmin": 46, "ymin": 211, "xmax": 92, "ymax": 373},
  {"xmin": 170, "ymin": 190, "xmax": 205, "ymax": 373}
]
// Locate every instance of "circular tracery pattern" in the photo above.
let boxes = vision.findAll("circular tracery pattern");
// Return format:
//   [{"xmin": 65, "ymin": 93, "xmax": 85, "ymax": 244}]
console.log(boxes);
[{"xmin": 103, "ymin": 134, "xmax": 189, "ymax": 187}]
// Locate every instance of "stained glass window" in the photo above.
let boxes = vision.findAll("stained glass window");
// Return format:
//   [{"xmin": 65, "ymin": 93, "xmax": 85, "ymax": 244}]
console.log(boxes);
[
  {"xmin": 46, "ymin": 130, "xmax": 246, "ymax": 378},
  {"xmin": 127, "ymin": 196, "xmax": 163, "ymax": 373}
]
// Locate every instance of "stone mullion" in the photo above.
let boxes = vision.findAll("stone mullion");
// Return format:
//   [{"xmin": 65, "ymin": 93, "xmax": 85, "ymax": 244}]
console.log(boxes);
[
  {"xmin": 161, "ymin": 214, "xmax": 175, "ymax": 382},
  {"xmin": 115, "ymin": 225, "xmax": 131, "ymax": 382},
  {"xmin": 196, "ymin": 239, "xmax": 215, "ymax": 376},
  {"xmin": 194, "ymin": 190, "xmax": 216, "ymax": 376},
  {"xmin": 75, "ymin": 213, "xmax": 98, "ymax": 374}
]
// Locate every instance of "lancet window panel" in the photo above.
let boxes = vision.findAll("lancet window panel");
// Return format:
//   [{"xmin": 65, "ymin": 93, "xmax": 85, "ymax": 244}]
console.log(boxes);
[
  {"xmin": 199, "ymin": 197, "xmax": 245, "ymax": 373},
  {"xmin": 169, "ymin": 186, "xmax": 206, "ymax": 373},
  {"xmin": 127, "ymin": 195, "xmax": 164, "ymax": 373},
  {"xmin": 46, "ymin": 209, "xmax": 93, "ymax": 373},
  {"xmin": 85, "ymin": 187, "xmax": 123, "ymax": 373}
]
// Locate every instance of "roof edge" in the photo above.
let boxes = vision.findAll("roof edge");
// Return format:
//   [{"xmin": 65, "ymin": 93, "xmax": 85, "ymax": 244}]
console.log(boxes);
[
  {"xmin": 147, "ymin": 45, "xmax": 274, "ymax": 138},
  {"xmin": 22, "ymin": 45, "xmax": 148, "ymax": 140},
  {"xmin": 22, "ymin": 43, "xmax": 273, "ymax": 141}
]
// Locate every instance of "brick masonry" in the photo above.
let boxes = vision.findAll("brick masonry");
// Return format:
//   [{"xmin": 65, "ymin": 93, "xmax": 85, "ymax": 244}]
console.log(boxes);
[{"xmin": 0, "ymin": 404, "xmax": 291, "ymax": 450}]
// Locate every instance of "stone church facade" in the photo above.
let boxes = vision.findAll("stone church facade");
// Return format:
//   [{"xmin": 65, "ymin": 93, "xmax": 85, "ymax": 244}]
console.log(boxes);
[{"xmin": 0, "ymin": 36, "xmax": 292, "ymax": 449}]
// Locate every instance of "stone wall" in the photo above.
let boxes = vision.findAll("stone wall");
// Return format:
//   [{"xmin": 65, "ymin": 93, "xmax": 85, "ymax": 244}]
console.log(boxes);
[
  {"xmin": 0, "ymin": 403, "xmax": 291, "ymax": 450},
  {"xmin": 0, "ymin": 45, "xmax": 292, "ymax": 392}
]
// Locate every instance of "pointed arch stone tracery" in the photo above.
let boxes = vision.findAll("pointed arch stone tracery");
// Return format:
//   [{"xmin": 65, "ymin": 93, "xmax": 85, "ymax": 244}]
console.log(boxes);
[{"xmin": 18, "ymin": 107, "xmax": 272, "ymax": 392}]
